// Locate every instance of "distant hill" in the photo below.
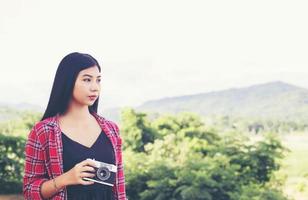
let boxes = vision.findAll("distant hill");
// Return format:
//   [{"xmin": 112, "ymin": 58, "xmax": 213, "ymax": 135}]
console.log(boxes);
[
  {"xmin": 2, "ymin": 81, "xmax": 308, "ymax": 122},
  {"xmin": 135, "ymin": 81, "xmax": 308, "ymax": 121},
  {"xmin": 0, "ymin": 102, "xmax": 43, "ymax": 121}
]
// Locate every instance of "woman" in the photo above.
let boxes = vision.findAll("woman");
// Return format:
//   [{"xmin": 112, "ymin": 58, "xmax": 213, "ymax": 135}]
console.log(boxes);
[{"xmin": 23, "ymin": 52, "xmax": 126, "ymax": 200}]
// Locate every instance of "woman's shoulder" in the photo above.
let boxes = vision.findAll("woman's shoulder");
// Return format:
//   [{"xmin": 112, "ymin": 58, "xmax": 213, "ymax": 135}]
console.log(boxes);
[
  {"xmin": 93, "ymin": 112, "xmax": 120, "ymax": 134},
  {"xmin": 28, "ymin": 115, "xmax": 58, "ymax": 138},
  {"xmin": 35, "ymin": 115, "xmax": 57, "ymax": 128}
]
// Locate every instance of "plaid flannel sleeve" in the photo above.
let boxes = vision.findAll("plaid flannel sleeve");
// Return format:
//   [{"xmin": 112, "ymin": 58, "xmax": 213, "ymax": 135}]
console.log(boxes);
[
  {"xmin": 23, "ymin": 124, "xmax": 48, "ymax": 200},
  {"xmin": 112, "ymin": 123, "xmax": 127, "ymax": 200}
]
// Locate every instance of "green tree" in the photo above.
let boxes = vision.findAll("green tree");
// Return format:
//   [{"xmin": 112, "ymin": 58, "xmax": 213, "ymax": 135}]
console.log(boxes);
[
  {"xmin": 121, "ymin": 109, "xmax": 288, "ymax": 200},
  {"xmin": 121, "ymin": 108, "xmax": 157, "ymax": 152},
  {"xmin": 0, "ymin": 134, "xmax": 26, "ymax": 194}
]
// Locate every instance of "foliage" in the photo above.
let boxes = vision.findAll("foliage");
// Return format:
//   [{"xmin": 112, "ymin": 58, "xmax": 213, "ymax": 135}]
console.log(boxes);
[
  {"xmin": 121, "ymin": 109, "xmax": 289, "ymax": 200},
  {"xmin": 231, "ymin": 183, "xmax": 289, "ymax": 200},
  {"xmin": 121, "ymin": 108, "xmax": 157, "ymax": 152},
  {"xmin": 202, "ymin": 115, "xmax": 308, "ymax": 135},
  {"xmin": 0, "ymin": 109, "xmax": 290, "ymax": 199},
  {"xmin": 0, "ymin": 134, "xmax": 26, "ymax": 194},
  {"xmin": 0, "ymin": 111, "xmax": 41, "ymax": 137},
  {"xmin": 0, "ymin": 110, "xmax": 40, "ymax": 193}
]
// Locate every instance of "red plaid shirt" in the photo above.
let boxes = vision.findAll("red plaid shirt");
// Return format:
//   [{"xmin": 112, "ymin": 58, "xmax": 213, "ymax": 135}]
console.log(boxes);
[{"xmin": 23, "ymin": 112, "xmax": 126, "ymax": 200}]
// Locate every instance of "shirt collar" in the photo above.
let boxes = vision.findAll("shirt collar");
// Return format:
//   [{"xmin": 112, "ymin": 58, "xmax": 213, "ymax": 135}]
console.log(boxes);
[{"xmin": 44, "ymin": 112, "xmax": 105, "ymax": 128}]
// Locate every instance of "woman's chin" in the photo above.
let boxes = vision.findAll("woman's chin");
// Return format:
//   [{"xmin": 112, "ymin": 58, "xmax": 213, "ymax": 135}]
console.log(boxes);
[{"xmin": 86, "ymin": 101, "xmax": 96, "ymax": 106}]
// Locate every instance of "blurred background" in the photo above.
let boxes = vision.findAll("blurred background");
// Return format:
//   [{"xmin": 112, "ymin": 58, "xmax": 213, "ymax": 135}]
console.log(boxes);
[{"xmin": 0, "ymin": 0, "xmax": 307, "ymax": 199}]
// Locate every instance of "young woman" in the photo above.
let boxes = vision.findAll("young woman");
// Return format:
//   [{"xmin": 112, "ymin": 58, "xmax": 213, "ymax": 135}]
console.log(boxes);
[{"xmin": 23, "ymin": 52, "xmax": 126, "ymax": 200}]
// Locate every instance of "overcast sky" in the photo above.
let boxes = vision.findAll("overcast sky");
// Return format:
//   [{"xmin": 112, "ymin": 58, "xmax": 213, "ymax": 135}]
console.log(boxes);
[{"xmin": 0, "ymin": 0, "xmax": 307, "ymax": 110}]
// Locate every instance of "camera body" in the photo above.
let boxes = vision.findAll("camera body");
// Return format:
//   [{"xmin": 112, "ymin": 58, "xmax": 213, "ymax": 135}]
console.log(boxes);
[{"xmin": 83, "ymin": 158, "xmax": 117, "ymax": 187}]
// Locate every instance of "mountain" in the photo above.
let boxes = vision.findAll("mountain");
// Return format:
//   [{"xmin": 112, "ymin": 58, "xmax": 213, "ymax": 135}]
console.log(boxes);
[
  {"xmin": 135, "ymin": 81, "xmax": 308, "ymax": 121},
  {"xmin": 2, "ymin": 81, "xmax": 307, "ymax": 122},
  {"xmin": 0, "ymin": 102, "xmax": 44, "ymax": 121}
]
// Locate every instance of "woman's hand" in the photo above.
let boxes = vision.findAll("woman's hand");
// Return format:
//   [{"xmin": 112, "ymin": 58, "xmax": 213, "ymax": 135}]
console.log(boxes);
[{"xmin": 64, "ymin": 159, "xmax": 97, "ymax": 186}]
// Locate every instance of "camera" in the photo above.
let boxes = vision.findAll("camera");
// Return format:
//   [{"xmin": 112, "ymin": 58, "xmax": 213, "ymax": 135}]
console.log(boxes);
[{"xmin": 83, "ymin": 158, "xmax": 117, "ymax": 187}]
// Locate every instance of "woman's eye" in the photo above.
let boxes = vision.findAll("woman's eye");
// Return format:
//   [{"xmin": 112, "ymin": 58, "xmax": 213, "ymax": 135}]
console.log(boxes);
[
  {"xmin": 83, "ymin": 78, "xmax": 91, "ymax": 82},
  {"xmin": 97, "ymin": 79, "xmax": 101, "ymax": 83}
]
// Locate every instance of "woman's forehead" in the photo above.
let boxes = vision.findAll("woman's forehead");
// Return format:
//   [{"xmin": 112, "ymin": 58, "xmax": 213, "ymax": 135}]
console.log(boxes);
[{"xmin": 79, "ymin": 66, "xmax": 101, "ymax": 76}]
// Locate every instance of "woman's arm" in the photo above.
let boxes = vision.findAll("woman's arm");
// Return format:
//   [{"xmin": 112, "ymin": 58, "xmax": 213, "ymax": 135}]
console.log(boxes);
[
  {"xmin": 39, "ymin": 173, "xmax": 69, "ymax": 199},
  {"xmin": 23, "ymin": 125, "xmax": 97, "ymax": 199},
  {"xmin": 23, "ymin": 125, "xmax": 49, "ymax": 199},
  {"xmin": 40, "ymin": 159, "xmax": 96, "ymax": 199}
]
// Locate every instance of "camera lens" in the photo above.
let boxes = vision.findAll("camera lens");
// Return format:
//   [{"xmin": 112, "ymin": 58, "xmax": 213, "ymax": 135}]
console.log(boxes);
[{"xmin": 96, "ymin": 167, "xmax": 111, "ymax": 181}]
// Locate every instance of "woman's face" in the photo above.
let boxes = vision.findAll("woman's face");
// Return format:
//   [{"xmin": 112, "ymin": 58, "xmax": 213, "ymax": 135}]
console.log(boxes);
[{"xmin": 71, "ymin": 66, "xmax": 101, "ymax": 106}]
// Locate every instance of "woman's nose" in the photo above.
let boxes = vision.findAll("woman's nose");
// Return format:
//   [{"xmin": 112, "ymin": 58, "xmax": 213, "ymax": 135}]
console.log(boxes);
[{"xmin": 90, "ymin": 82, "xmax": 100, "ymax": 91}]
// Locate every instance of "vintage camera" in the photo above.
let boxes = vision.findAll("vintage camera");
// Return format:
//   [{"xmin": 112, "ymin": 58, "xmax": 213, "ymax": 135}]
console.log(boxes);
[{"xmin": 83, "ymin": 158, "xmax": 117, "ymax": 187}]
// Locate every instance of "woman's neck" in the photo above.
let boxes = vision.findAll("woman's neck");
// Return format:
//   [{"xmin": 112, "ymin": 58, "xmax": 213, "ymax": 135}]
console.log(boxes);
[{"xmin": 60, "ymin": 102, "xmax": 92, "ymax": 124}]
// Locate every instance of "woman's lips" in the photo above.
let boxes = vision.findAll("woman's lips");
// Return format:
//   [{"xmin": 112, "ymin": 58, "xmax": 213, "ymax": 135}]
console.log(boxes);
[{"xmin": 88, "ymin": 96, "xmax": 97, "ymax": 100}]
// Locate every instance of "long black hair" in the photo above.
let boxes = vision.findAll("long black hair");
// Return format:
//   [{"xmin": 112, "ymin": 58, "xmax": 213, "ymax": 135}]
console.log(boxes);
[{"xmin": 41, "ymin": 52, "xmax": 101, "ymax": 121}]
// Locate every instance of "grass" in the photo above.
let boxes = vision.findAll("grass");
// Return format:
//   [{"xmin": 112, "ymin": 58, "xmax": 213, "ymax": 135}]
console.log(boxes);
[
  {"xmin": 279, "ymin": 133, "xmax": 308, "ymax": 200},
  {"xmin": 0, "ymin": 195, "xmax": 23, "ymax": 200}
]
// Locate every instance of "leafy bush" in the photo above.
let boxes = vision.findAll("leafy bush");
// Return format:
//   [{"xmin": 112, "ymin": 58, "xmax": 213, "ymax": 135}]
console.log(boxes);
[
  {"xmin": 0, "ymin": 134, "xmax": 25, "ymax": 194},
  {"xmin": 0, "ymin": 108, "xmax": 289, "ymax": 199},
  {"xmin": 122, "ymin": 109, "xmax": 289, "ymax": 200}
]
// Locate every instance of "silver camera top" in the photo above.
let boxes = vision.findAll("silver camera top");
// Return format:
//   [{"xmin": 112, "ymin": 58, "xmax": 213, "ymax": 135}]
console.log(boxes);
[{"xmin": 86, "ymin": 158, "xmax": 117, "ymax": 172}]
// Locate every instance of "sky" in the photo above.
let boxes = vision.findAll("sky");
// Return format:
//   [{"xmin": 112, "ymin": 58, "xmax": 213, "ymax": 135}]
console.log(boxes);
[{"xmin": 0, "ymin": 0, "xmax": 308, "ymax": 110}]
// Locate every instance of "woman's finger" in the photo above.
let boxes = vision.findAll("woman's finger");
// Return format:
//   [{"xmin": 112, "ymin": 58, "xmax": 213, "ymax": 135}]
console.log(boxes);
[
  {"xmin": 80, "ymin": 172, "xmax": 95, "ymax": 178},
  {"xmin": 80, "ymin": 179, "xmax": 95, "ymax": 185},
  {"xmin": 80, "ymin": 159, "xmax": 97, "ymax": 167},
  {"xmin": 82, "ymin": 166, "xmax": 95, "ymax": 172}
]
